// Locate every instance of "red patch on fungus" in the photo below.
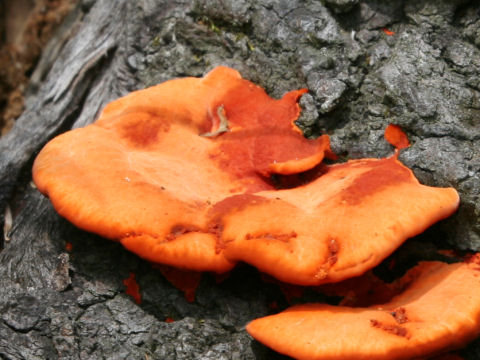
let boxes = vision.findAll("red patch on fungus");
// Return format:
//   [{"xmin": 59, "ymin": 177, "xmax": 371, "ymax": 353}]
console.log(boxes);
[
  {"xmin": 384, "ymin": 124, "xmax": 410, "ymax": 150},
  {"xmin": 339, "ymin": 157, "xmax": 412, "ymax": 205},
  {"xmin": 65, "ymin": 242, "xmax": 73, "ymax": 252},
  {"xmin": 117, "ymin": 111, "xmax": 171, "ymax": 148},
  {"xmin": 123, "ymin": 272, "xmax": 141, "ymax": 304},
  {"xmin": 209, "ymin": 194, "xmax": 268, "ymax": 219}
]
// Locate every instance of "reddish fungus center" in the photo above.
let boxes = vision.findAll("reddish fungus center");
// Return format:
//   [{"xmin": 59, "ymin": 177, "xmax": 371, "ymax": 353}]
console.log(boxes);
[{"xmin": 204, "ymin": 82, "xmax": 328, "ymax": 188}]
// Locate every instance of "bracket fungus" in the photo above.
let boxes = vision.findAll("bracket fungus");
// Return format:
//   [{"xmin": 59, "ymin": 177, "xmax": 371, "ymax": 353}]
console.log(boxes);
[
  {"xmin": 247, "ymin": 255, "xmax": 480, "ymax": 360},
  {"xmin": 33, "ymin": 66, "xmax": 459, "ymax": 286}
]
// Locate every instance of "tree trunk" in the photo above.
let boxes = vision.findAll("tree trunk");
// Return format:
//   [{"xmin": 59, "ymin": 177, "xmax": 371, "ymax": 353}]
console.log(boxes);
[{"xmin": 0, "ymin": 0, "xmax": 479, "ymax": 358}]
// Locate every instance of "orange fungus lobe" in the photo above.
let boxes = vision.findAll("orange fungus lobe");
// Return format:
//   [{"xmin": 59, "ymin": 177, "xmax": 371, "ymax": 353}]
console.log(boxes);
[
  {"xmin": 123, "ymin": 272, "xmax": 142, "ymax": 304},
  {"xmin": 384, "ymin": 124, "xmax": 410, "ymax": 150},
  {"xmin": 247, "ymin": 259, "xmax": 480, "ymax": 360}
]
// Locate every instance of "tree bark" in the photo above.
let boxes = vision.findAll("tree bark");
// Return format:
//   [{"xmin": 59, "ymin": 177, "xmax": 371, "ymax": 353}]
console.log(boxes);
[{"xmin": 0, "ymin": 0, "xmax": 479, "ymax": 358}]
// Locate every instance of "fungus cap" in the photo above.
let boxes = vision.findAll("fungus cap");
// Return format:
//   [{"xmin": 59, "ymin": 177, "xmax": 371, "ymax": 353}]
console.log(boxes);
[
  {"xmin": 247, "ymin": 256, "xmax": 480, "ymax": 360},
  {"xmin": 221, "ymin": 156, "xmax": 459, "ymax": 285},
  {"xmin": 33, "ymin": 67, "xmax": 459, "ymax": 284},
  {"xmin": 33, "ymin": 66, "xmax": 331, "ymax": 273}
]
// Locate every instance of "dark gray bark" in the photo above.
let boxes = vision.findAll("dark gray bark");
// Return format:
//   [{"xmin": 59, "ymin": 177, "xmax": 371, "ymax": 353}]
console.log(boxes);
[{"xmin": 0, "ymin": 0, "xmax": 479, "ymax": 358}]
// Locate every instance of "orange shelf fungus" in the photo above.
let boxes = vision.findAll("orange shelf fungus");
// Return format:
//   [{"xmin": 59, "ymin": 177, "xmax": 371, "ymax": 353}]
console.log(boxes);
[
  {"xmin": 33, "ymin": 66, "xmax": 459, "ymax": 285},
  {"xmin": 32, "ymin": 66, "xmax": 331, "ymax": 274},
  {"xmin": 220, "ymin": 156, "xmax": 458, "ymax": 285},
  {"xmin": 247, "ymin": 256, "xmax": 480, "ymax": 360}
]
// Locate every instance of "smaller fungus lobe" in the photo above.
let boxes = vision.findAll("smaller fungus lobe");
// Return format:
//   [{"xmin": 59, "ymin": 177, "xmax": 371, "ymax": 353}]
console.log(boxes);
[
  {"xmin": 384, "ymin": 124, "xmax": 410, "ymax": 150},
  {"xmin": 247, "ymin": 259, "xmax": 480, "ymax": 360}
]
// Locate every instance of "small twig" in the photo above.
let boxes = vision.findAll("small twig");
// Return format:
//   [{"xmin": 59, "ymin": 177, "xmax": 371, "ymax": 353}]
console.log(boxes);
[
  {"xmin": 3, "ymin": 205, "xmax": 12, "ymax": 242},
  {"xmin": 200, "ymin": 105, "xmax": 229, "ymax": 137}
]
